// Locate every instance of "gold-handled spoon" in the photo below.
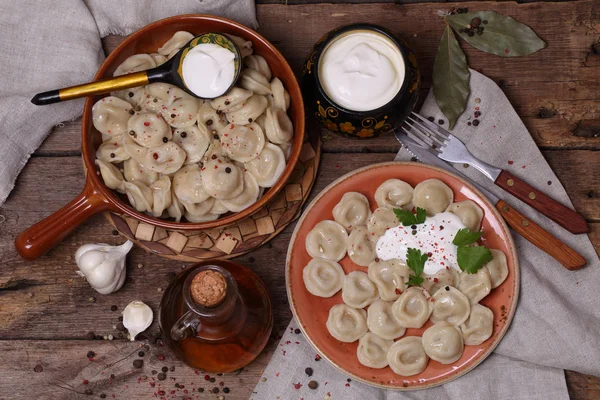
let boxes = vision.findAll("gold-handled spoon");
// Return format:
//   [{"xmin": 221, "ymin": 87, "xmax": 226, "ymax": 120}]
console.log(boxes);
[{"xmin": 31, "ymin": 32, "xmax": 242, "ymax": 105}]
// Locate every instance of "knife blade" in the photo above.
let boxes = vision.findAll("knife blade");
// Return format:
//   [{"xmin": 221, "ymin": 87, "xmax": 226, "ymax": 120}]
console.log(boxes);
[{"xmin": 395, "ymin": 131, "xmax": 586, "ymax": 270}]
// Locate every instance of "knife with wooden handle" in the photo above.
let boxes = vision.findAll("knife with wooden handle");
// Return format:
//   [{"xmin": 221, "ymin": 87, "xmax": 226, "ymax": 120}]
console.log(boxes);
[{"xmin": 396, "ymin": 132, "xmax": 586, "ymax": 270}]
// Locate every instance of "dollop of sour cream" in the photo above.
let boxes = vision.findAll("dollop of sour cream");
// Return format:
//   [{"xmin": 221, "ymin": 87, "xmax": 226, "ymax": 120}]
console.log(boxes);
[
  {"xmin": 318, "ymin": 31, "xmax": 405, "ymax": 112},
  {"xmin": 182, "ymin": 43, "xmax": 235, "ymax": 98},
  {"xmin": 375, "ymin": 212, "xmax": 466, "ymax": 275}
]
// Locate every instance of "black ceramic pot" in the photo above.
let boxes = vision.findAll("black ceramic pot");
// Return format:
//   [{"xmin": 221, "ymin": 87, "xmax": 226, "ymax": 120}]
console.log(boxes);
[{"xmin": 302, "ymin": 23, "xmax": 420, "ymax": 139}]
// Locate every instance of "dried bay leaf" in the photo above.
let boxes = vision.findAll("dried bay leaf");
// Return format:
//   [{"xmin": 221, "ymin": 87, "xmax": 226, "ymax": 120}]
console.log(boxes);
[
  {"xmin": 433, "ymin": 25, "xmax": 470, "ymax": 129},
  {"xmin": 447, "ymin": 11, "xmax": 546, "ymax": 57}
]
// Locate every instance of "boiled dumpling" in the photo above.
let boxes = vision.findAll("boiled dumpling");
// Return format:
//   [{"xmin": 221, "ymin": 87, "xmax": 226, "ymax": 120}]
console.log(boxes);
[
  {"xmin": 181, "ymin": 197, "xmax": 216, "ymax": 222},
  {"xmin": 269, "ymin": 77, "xmax": 290, "ymax": 111},
  {"xmin": 228, "ymin": 34, "xmax": 253, "ymax": 58},
  {"xmin": 367, "ymin": 207, "xmax": 401, "ymax": 242},
  {"xmin": 460, "ymin": 304, "xmax": 494, "ymax": 345},
  {"xmin": 244, "ymin": 55, "xmax": 272, "ymax": 80},
  {"xmin": 113, "ymin": 86, "xmax": 147, "ymax": 108},
  {"xmin": 332, "ymin": 192, "xmax": 371, "ymax": 231},
  {"xmin": 172, "ymin": 125, "xmax": 211, "ymax": 165},
  {"xmin": 141, "ymin": 82, "xmax": 174, "ymax": 113},
  {"xmin": 92, "ymin": 96, "xmax": 133, "ymax": 138},
  {"xmin": 367, "ymin": 299, "xmax": 406, "ymax": 340},
  {"xmin": 113, "ymin": 54, "xmax": 156, "ymax": 76},
  {"xmin": 305, "ymin": 220, "xmax": 348, "ymax": 262},
  {"xmin": 412, "ymin": 179, "xmax": 454, "ymax": 216},
  {"xmin": 374, "ymin": 179, "xmax": 413, "ymax": 209},
  {"xmin": 201, "ymin": 158, "xmax": 244, "ymax": 200},
  {"xmin": 150, "ymin": 175, "xmax": 172, "ymax": 217},
  {"xmin": 278, "ymin": 142, "xmax": 292, "ymax": 161},
  {"xmin": 197, "ymin": 101, "xmax": 229, "ymax": 135},
  {"xmin": 210, "ymin": 87, "xmax": 253, "ymax": 113},
  {"xmin": 160, "ymin": 87, "xmax": 200, "ymax": 128},
  {"xmin": 326, "ymin": 304, "xmax": 367, "ymax": 343},
  {"xmin": 245, "ymin": 143, "xmax": 286, "ymax": 188},
  {"xmin": 203, "ymin": 138, "xmax": 226, "ymax": 161},
  {"xmin": 391, "ymin": 287, "xmax": 432, "ymax": 329},
  {"xmin": 485, "ymin": 249, "xmax": 509, "ymax": 288},
  {"xmin": 367, "ymin": 259, "xmax": 410, "ymax": 302},
  {"xmin": 127, "ymin": 112, "xmax": 171, "ymax": 147},
  {"xmin": 149, "ymin": 53, "xmax": 168, "ymax": 66},
  {"xmin": 264, "ymin": 107, "xmax": 293, "ymax": 144},
  {"xmin": 172, "ymin": 164, "xmax": 210, "ymax": 204},
  {"xmin": 96, "ymin": 160, "xmax": 125, "ymax": 193},
  {"xmin": 209, "ymin": 200, "xmax": 229, "ymax": 215},
  {"xmin": 422, "ymin": 321, "xmax": 464, "ymax": 364},
  {"xmin": 220, "ymin": 122, "xmax": 265, "ymax": 162},
  {"xmin": 422, "ymin": 268, "xmax": 460, "ymax": 295},
  {"xmin": 167, "ymin": 188, "xmax": 185, "ymax": 222},
  {"xmin": 342, "ymin": 271, "xmax": 378, "ymax": 308},
  {"xmin": 357, "ymin": 332, "xmax": 393, "ymax": 369},
  {"xmin": 302, "ymin": 258, "xmax": 345, "ymax": 298},
  {"xmin": 226, "ymin": 95, "xmax": 268, "ymax": 125},
  {"xmin": 430, "ymin": 286, "xmax": 471, "ymax": 326},
  {"xmin": 185, "ymin": 210, "xmax": 220, "ymax": 223},
  {"xmin": 387, "ymin": 336, "xmax": 429, "ymax": 376},
  {"xmin": 123, "ymin": 158, "xmax": 158, "ymax": 186},
  {"xmin": 123, "ymin": 181, "xmax": 153, "ymax": 213},
  {"xmin": 123, "ymin": 135, "xmax": 186, "ymax": 174},
  {"xmin": 458, "ymin": 269, "xmax": 492, "ymax": 304},
  {"xmin": 239, "ymin": 68, "xmax": 271, "ymax": 95},
  {"xmin": 96, "ymin": 135, "xmax": 130, "ymax": 163},
  {"xmin": 446, "ymin": 200, "xmax": 484, "ymax": 232},
  {"xmin": 347, "ymin": 226, "xmax": 376, "ymax": 267},
  {"xmin": 220, "ymin": 172, "xmax": 260, "ymax": 212},
  {"xmin": 157, "ymin": 31, "xmax": 194, "ymax": 56}
]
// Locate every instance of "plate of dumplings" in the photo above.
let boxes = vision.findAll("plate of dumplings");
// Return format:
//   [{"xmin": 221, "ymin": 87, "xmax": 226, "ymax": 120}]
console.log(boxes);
[{"xmin": 286, "ymin": 162, "xmax": 519, "ymax": 389}]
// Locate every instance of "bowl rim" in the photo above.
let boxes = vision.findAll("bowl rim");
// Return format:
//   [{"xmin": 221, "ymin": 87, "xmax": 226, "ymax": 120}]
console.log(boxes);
[
  {"xmin": 81, "ymin": 14, "xmax": 305, "ymax": 230},
  {"xmin": 285, "ymin": 161, "xmax": 520, "ymax": 390}
]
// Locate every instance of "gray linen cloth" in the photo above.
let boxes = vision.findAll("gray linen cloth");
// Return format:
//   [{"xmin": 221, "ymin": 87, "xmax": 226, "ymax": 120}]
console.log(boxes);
[
  {"xmin": 0, "ymin": 0, "xmax": 257, "ymax": 206},
  {"xmin": 253, "ymin": 69, "xmax": 600, "ymax": 399}
]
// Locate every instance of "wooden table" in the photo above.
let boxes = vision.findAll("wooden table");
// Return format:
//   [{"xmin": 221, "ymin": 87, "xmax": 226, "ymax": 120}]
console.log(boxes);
[{"xmin": 1, "ymin": 1, "xmax": 599, "ymax": 399}]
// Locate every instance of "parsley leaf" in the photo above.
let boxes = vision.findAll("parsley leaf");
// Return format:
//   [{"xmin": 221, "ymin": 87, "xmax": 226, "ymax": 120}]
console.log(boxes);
[
  {"xmin": 452, "ymin": 228, "xmax": 482, "ymax": 247},
  {"xmin": 393, "ymin": 207, "xmax": 427, "ymax": 226},
  {"xmin": 406, "ymin": 248, "xmax": 428, "ymax": 287},
  {"xmin": 457, "ymin": 246, "xmax": 493, "ymax": 274}
]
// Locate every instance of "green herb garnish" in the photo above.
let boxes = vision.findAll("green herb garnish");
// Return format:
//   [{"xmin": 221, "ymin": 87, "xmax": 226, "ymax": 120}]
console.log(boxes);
[
  {"xmin": 406, "ymin": 248, "xmax": 428, "ymax": 287},
  {"xmin": 452, "ymin": 228, "xmax": 482, "ymax": 246},
  {"xmin": 452, "ymin": 228, "xmax": 492, "ymax": 274},
  {"xmin": 394, "ymin": 207, "xmax": 427, "ymax": 226}
]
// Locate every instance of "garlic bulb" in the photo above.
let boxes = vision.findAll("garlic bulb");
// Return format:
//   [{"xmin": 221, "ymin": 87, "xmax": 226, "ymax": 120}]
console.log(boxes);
[
  {"xmin": 75, "ymin": 241, "xmax": 133, "ymax": 294},
  {"xmin": 123, "ymin": 300, "xmax": 153, "ymax": 341}
]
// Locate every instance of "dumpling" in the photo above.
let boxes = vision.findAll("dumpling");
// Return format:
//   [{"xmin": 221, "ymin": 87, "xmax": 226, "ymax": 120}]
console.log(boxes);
[
  {"xmin": 157, "ymin": 31, "xmax": 194, "ymax": 56},
  {"xmin": 185, "ymin": 210, "xmax": 220, "ymax": 223},
  {"xmin": 458, "ymin": 269, "xmax": 492, "ymax": 304},
  {"xmin": 387, "ymin": 337, "xmax": 429, "ymax": 376},
  {"xmin": 141, "ymin": 83, "xmax": 174, "ymax": 113},
  {"xmin": 96, "ymin": 135, "xmax": 130, "ymax": 163},
  {"xmin": 302, "ymin": 258, "xmax": 345, "ymax": 298},
  {"xmin": 357, "ymin": 332, "xmax": 393, "ymax": 369},
  {"xmin": 167, "ymin": 188, "xmax": 185, "ymax": 222},
  {"xmin": 149, "ymin": 53, "xmax": 168, "ymax": 66},
  {"xmin": 226, "ymin": 95, "xmax": 268, "ymax": 125},
  {"xmin": 374, "ymin": 179, "xmax": 414, "ymax": 209},
  {"xmin": 96, "ymin": 160, "xmax": 125, "ymax": 193},
  {"xmin": 278, "ymin": 142, "xmax": 292, "ymax": 161},
  {"xmin": 430, "ymin": 286, "xmax": 471, "ymax": 326},
  {"xmin": 264, "ymin": 107, "xmax": 293, "ymax": 144},
  {"xmin": 197, "ymin": 102, "xmax": 230, "ymax": 136},
  {"xmin": 270, "ymin": 77, "xmax": 290, "ymax": 111},
  {"xmin": 123, "ymin": 135, "xmax": 186, "ymax": 174},
  {"xmin": 123, "ymin": 181, "xmax": 153, "ymax": 213},
  {"xmin": 113, "ymin": 87, "xmax": 147, "ymax": 108},
  {"xmin": 446, "ymin": 200, "xmax": 484, "ymax": 232},
  {"xmin": 422, "ymin": 321, "xmax": 464, "ymax": 364},
  {"xmin": 239, "ymin": 68, "xmax": 271, "ymax": 95},
  {"xmin": 113, "ymin": 54, "xmax": 156, "ymax": 76},
  {"xmin": 367, "ymin": 299, "xmax": 406, "ymax": 340},
  {"xmin": 92, "ymin": 96, "xmax": 133, "ymax": 138},
  {"xmin": 460, "ymin": 304, "xmax": 494, "ymax": 345},
  {"xmin": 391, "ymin": 287, "xmax": 432, "ymax": 329},
  {"xmin": 220, "ymin": 123, "xmax": 265, "ymax": 162},
  {"xmin": 220, "ymin": 172, "xmax": 260, "ymax": 212},
  {"xmin": 485, "ymin": 249, "xmax": 509, "ymax": 288},
  {"xmin": 412, "ymin": 179, "xmax": 454, "ymax": 216},
  {"xmin": 244, "ymin": 55, "xmax": 272, "ymax": 80},
  {"xmin": 127, "ymin": 112, "xmax": 171, "ymax": 147},
  {"xmin": 209, "ymin": 200, "xmax": 229, "ymax": 215},
  {"xmin": 228, "ymin": 34, "xmax": 253, "ymax": 58},
  {"xmin": 181, "ymin": 198, "xmax": 216, "ymax": 222},
  {"xmin": 341, "ymin": 271, "xmax": 378, "ymax": 308},
  {"xmin": 325, "ymin": 304, "xmax": 367, "ymax": 343},
  {"xmin": 210, "ymin": 87, "xmax": 253, "ymax": 113},
  {"xmin": 367, "ymin": 207, "xmax": 401, "ymax": 243},
  {"xmin": 347, "ymin": 226, "xmax": 376, "ymax": 267},
  {"xmin": 123, "ymin": 158, "xmax": 158, "ymax": 186},
  {"xmin": 305, "ymin": 220, "xmax": 348, "ymax": 262},
  {"xmin": 245, "ymin": 143, "xmax": 286, "ymax": 188},
  {"xmin": 172, "ymin": 125, "xmax": 211, "ymax": 165},
  {"xmin": 201, "ymin": 158, "xmax": 244, "ymax": 200},
  {"xmin": 422, "ymin": 268, "xmax": 460, "ymax": 295},
  {"xmin": 332, "ymin": 192, "xmax": 371, "ymax": 231},
  {"xmin": 150, "ymin": 175, "xmax": 172, "ymax": 217},
  {"xmin": 367, "ymin": 259, "xmax": 409, "ymax": 302},
  {"xmin": 160, "ymin": 87, "xmax": 200, "ymax": 128},
  {"xmin": 203, "ymin": 138, "xmax": 226, "ymax": 161},
  {"xmin": 172, "ymin": 164, "xmax": 210, "ymax": 204}
]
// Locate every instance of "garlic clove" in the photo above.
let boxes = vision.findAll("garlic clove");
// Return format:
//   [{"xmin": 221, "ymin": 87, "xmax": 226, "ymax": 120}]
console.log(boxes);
[
  {"xmin": 75, "ymin": 241, "xmax": 134, "ymax": 295},
  {"xmin": 123, "ymin": 300, "xmax": 153, "ymax": 341}
]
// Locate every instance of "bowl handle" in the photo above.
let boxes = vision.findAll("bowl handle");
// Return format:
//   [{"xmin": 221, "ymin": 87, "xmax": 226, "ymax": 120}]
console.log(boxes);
[{"xmin": 15, "ymin": 180, "xmax": 116, "ymax": 260}]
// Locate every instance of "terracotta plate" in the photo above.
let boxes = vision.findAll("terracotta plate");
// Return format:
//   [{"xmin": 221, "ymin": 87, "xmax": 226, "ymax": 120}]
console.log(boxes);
[{"xmin": 286, "ymin": 162, "xmax": 519, "ymax": 390}]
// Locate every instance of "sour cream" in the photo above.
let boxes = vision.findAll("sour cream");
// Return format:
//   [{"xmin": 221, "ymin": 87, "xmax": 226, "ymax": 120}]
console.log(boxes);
[
  {"xmin": 182, "ymin": 43, "xmax": 235, "ymax": 98},
  {"xmin": 318, "ymin": 30, "xmax": 405, "ymax": 112},
  {"xmin": 375, "ymin": 212, "xmax": 466, "ymax": 275}
]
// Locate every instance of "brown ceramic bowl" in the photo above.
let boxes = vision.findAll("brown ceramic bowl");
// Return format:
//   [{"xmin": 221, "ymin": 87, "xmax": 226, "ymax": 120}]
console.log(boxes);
[
  {"xmin": 16, "ymin": 14, "xmax": 305, "ymax": 260},
  {"xmin": 286, "ymin": 162, "xmax": 519, "ymax": 389}
]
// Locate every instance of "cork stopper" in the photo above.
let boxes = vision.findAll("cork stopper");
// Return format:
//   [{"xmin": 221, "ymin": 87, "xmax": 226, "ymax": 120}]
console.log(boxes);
[{"xmin": 190, "ymin": 270, "xmax": 228, "ymax": 307}]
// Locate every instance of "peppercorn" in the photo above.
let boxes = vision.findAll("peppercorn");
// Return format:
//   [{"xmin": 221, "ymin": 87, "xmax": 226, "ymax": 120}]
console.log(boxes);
[
  {"xmin": 138, "ymin": 351, "xmax": 144, "ymax": 357},
  {"xmin": 308, "ymin": 381, "xmax": 318, "ymax": 390},
  {"xmin": 153, "ymin": 98, "xmax": 158, "ymax": 103},
  {"xmin": 474, "ymin": 111, "xmax": 481, "ymax": 118},
  {"xmin": 157, "ymin": 372, "xmax": 166, "ymax": 381},
  {"xmin": 206, "ymin": 119, "xmax": 213, "ymax": 125},
  {"xmin": 34, "ymin": 365, "xmax": 43, "ymax": 373},
  {"xmin": 87, "ymin": 351, "xmax": 96, "ymax": 358},
  {"xmin": 212, "ymin": 387, "xmax": 219, "ymax": 393},
  {"xmin": 162, "ymin": 137, "xmax": 168, "ymax": 143},
  {"xmin": 133, "ymin": 359, "xmax": 143, "ymax": 369},
  {"xmin": 100, "ymin": 394, "xmax": 107, "ymax": 399},
  {"xmin": 84, "ymin": 389, "xmax": 93, "ymax": 395},
  {"xmin": 110, "ymin": 305, "xmax": 117, "ymax": 311},
  {"xmin": 427, "ymin": 116, "xmax": 435, "ymax": 122},
  {"xmin": 170, "ymin": 366, "xmax": 175, "ymax": 372},
  {"xmin": 219, "ymin": 381, "xmax": 224, "ymax": 386},
  {"xmin": 225, "ymin": 167, "xmax": 232, "ymax": 173},
  {"xmin": 411, "ymin": 224, "xmax": 417, "ymax": 230},
  {"xmin": 211, "ymin": 154, "xmax": 217, "ymax": 160},
  {"xmin": 210, "ymin": 377, "xmax": 216, "ymax": 383},
  {"xmin": 295, "ymin": 328, "xmax": 301, "ymax": 334},
  {"xmin": 180, "ymin": 131, "xmax": 187, "ymax": 138},
  {"xmin": 109, "ymin": 153, "xmax": 115, "ymax": 159},
  {"xmin": 223, "ymin": 387, "xmax": 230, "ymax": 393},
  {"xmin": 438, "ymin": 119, "xmax": 444, "ymax": 125},
  {"xmin": 248, "ymin": 118, "xmax": 253, "ymax": 123},
  {"xmin": 305, "ymin": 367, "xmax": 313, "ymax": 376},
  {"xmin": 445, "ymin": 286, "xmax": 450, "ymax": 291},
  {"xmin": 472, "ymin": 119, "xmax": 480, "ymax": 126},
  {"xmin": 468, "ymin": 30, "xmax": 475, "ymax": 37},
  {"xmin": 471, "ymin": 17, "xmax": 481, "ymax": 27},
  {"xmin": 162, "ymin": 366, "xmax": 168, "ymax": 373},
  {"xmin": 170, "ymin": 113, "xmax": 176, "ymax": 118},
  {"xmin": 224, "ymin": 100, "xmax": 230, "ymax": 105},
  {"xmin": 198, "ymin": 388, "xmax": 204, "ymax": 393},
  {"xmin": 129, "ymin": 109, "xmax": 135, "ymax": 115}
]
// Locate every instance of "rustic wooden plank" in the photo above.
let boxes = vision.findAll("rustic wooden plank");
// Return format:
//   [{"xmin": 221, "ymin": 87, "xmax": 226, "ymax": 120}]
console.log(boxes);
[
  {"xmin": 567, "ymin": 370, "xmax": 600, "ymax": 400},
  {"xmin": 36, "ymin": 1, "xmax": 600, "ymax": 156}
]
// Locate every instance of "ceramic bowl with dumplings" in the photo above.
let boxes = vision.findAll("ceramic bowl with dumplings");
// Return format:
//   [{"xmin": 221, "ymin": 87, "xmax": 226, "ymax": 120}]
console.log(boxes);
[{"xmin": 16, "ymin": 14, "xmax": 305, "ymax": 261}]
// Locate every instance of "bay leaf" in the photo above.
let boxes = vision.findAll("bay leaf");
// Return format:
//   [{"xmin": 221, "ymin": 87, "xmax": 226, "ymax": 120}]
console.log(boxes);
[
  {"xmin": 447, "ymin": 11, "xmax": 546, "ymax": 57},
  {"xmin": 433, "ymin": 25, "xmax": 470, "ymax": 129}
]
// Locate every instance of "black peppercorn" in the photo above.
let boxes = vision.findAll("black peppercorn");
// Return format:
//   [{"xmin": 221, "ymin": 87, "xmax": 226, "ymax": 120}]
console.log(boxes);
[
  {"xmin": 129, "ymin": 109, "xmax": 135, "ymax": 115},
  {"xmin": 427, "ymin": 116, "xmax": 435, "ymax": 122},
  {"xmin": 224, "ymin": 100, "xmax": 230, "ymax": 105},
  {"xmin": 152, "ymin": 98, "xmax": 158, "ymax": 103},
  {"xmin": 411, "ymin": 224, "xmax": 417, "ymax": 230},
  {"xmin": 248, "ymin": 118, "xmax": 253, "ymax": 123},
  {"xmin": 109, "ymin": 153, "xmax": 115, "ymax": 158},
  {"xmin": 138, "ymin": 351, "xmax": 144, "ymax": 357},
  {"xmin": 210, "ymin": 377, "xmax": 216, "ymax": 383},
  {"xmin": 133, "ymin": 359, "xmax": 143, "ymax": 369},
  {"xmin": 180, "ymin": 131, "xmax": 187, "ymax": 138},
  {"xmin": 295, "ymin": 328, "xmax": 301, "ymax": 334},
  {"xmin": 110, "ymin": 305, "xmax": 117, "ymax": 311},
  {"xmin": 100, "ymin": 394, "xmax": 107, "ymax": 399},
  {"xmin": 468, "ymin": 30, "xmax": 475, "ymax": 37},
  {"xmin": 128, "ymin": 92, "xmax": 134, "ymax": 98},
  {"xmin": 225, "ymin": 167, "xmax": 232, "ymax": 173},
  {"xmin": 212, "ymin": 387, "xmax": 219, "ymax": 393},
  {"xmin": 162, "ymin": 137, "xmax": 168, "ymax": 143},
  {"xmin": 223, "ymin": 387, "xmax": 230, "ymax": 393},
  {"xmin": 211, "ymin": 154, "xmax": 217, "ymax": 160},
  {"xmin": 445, "ymin": 286, "xmax": 450, "ymax": 291},
  {"xmin": 471, "ymin": 17, "xmax": 481, "ymax": 27},
  {"xmin": 206, "ymin": 119, "xmax": 213, "ymax": 125},
  {"xmin": 157, "ymin": 372, "xmax": 166, "ymax": 381},
  {"xmin": 198, "ymin": 388, "xmax": 204, "ymax": 393},
  {"xmin": 305, "ymin": 367, "xmax": 313, "ymax": 376},
  {"xmin": 161, "ymin": 366, "xmax": 168, "ymax": 373},
  {"xmin": 438, "ymin": 119, "xmax": 444, "ymax": 125},
  {"xmin": 129, "ymin": 130, "xmax": 135, "ymax": 136},
  {"xmin": 474, "ymin": 111, "xmax": 481, "ymax": 118},
  {"xmin": 170, "ymin": 113, "xmax": 176, "ymax": 118},
  {"xmin": 472, "ymin": 119, "xmax": 480, "ymax": 126},
  {"xmin": 87, "ymin": 351, "xmax": 95, "ymax": 358},
  {"xmin": 213, "ymin": 134, "xmax": 219, "ymax": 140}
]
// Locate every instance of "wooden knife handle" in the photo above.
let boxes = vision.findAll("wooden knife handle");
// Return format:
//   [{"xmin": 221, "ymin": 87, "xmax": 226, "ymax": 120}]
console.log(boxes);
[
  {"xmin": 496, "ymin": 200, "xmax": 586, "ymax": 270},
  {"xmin": 495, "ymin": 170, "xmax": 588, "ymax": 234}
]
